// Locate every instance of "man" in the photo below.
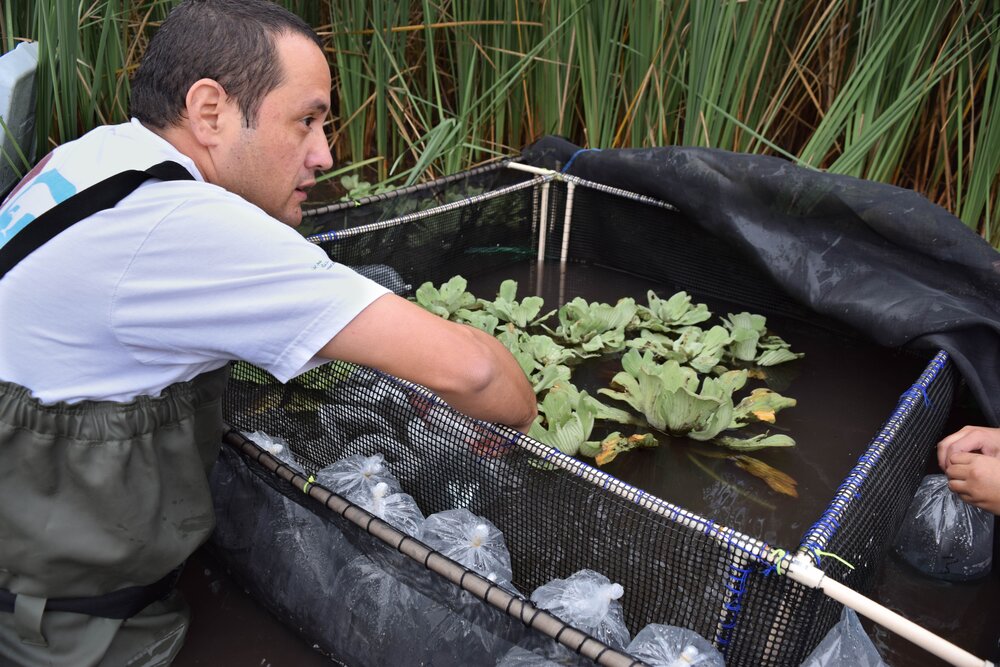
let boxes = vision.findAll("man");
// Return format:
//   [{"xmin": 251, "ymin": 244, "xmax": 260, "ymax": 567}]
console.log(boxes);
[{"xmin": 0, "ymin": 1, "xmax": 536, "ymax": 665}]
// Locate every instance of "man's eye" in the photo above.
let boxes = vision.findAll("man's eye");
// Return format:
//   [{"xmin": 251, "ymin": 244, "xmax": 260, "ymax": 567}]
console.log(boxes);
[{"xmin": 303, "ymin": 117, "xmax": 315, "ymax": 127}]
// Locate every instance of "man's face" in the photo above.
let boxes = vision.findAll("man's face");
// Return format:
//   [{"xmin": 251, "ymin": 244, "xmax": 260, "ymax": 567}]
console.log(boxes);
[{"xmin": 216, "ymin": 33, "xmax": 333, "ymax": 227}]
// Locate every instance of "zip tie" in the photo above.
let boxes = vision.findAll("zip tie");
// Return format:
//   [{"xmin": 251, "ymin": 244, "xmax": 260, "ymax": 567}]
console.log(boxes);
[
  {"xmin": 561, "ymin": 148, "xmax": 602, "ymax": 174},
  {"xmin": 764, "ymin": 548, "xmax": 788, "ymax": 576},
  {"xmin": 303, "ymin": 475, "xmax": 316, "ymax": 493},
  {"xmin": 811, "ymin": 548, "xmax": 856, "ymax": 571}
]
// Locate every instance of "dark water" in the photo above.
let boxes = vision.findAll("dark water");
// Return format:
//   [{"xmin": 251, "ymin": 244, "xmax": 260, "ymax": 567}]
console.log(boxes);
[{"xmin": 172, "ymin": 259, "xmax": 997, "ymax": 667}]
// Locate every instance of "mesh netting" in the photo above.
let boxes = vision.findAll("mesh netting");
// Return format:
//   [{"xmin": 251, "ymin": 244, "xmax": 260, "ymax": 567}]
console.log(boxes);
[{"xmin": 214, "ymin": 164, "xmax": 956, "ymax": 666}]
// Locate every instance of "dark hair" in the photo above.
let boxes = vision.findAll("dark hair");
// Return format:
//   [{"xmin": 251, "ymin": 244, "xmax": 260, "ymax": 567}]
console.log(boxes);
[{"xmin": 130, "ymin": 0, "xmax": 323, "ymax": 129}]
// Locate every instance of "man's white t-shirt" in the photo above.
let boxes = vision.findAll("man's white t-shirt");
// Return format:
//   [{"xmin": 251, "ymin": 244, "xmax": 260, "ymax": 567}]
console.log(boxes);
[{"xmin": 0, "ymin": 119, "xmax": 389, "ymax": 404}]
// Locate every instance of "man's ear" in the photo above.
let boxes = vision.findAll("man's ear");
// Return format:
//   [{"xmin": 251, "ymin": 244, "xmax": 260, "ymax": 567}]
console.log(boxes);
[{"xmin": 184, "ymin": 78, "xmax": 233, "ymax": 148}]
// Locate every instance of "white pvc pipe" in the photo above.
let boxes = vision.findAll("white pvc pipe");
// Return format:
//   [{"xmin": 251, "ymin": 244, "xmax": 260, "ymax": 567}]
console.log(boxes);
[
  {"xmin": 560, "ymin": 180, "xmax": 576, "ymax": 265},
  {"xmin": 507, "ymin": 162, "xmax": 557, "ymax": 176},
  {"xmin": 786, "ymin": 555, "xmax": 993, "ymax": 667},
  {"xmin": 536, "ymin": 181, "xmax": 551, "ymax": 264}
]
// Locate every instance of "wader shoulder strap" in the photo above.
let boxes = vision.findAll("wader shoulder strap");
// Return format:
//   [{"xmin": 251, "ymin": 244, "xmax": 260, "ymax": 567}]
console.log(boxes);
[{"xmin": 0, "ymin": 160, "xmax": 194, "ymax": 280}]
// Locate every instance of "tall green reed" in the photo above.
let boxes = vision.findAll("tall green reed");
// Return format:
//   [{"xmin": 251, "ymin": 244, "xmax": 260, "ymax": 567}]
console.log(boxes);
[{"xmin": 3, "ymin": 0, "xmax": 998, "ymax": 246}]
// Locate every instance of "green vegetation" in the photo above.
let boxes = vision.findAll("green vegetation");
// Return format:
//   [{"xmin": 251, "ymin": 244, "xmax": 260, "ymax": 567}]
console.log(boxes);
[
  {"xmin": 414, "ymin": 275, "xmax": 801, "ymax": 498},
  {"xmin": 2, "ymin": 1, "xmax": 997, "ymax": 246}
]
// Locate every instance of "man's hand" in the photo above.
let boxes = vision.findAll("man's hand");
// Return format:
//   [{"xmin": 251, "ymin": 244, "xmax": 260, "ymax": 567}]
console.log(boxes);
[{"xmin": 937, "ymin": 425, "xmax": 1000, "ymax": 515}]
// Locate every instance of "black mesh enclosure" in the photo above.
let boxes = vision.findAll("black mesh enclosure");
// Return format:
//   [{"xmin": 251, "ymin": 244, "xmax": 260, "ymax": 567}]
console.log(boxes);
[{"xmin": 213, "ymin": 160, "xmax": 963, "ymax": 666}]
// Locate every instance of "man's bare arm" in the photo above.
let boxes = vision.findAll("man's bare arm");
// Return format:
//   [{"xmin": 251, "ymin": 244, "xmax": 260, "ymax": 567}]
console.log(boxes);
[{"xmin": 319, "ymin": 293, "xmax": 537, "ymax": 432}]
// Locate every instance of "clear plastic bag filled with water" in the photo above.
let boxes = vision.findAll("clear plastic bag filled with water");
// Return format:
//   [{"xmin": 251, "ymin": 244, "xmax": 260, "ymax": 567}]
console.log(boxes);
[
  {"xmin": 799, "ymin": 606, "xmax": 886, "ymax": 667},
  {"xmin": 314, "ymin": 452, "xmax": 401, "ymax": 504},
  {"xmin": 625, "ymin": 624, "xmax": 724, "ymax": 666},
  {"xmin": 417, "ymin": 508, "xmax": 514, "ymax": 589},
  {"xmin": 529, "ymin": 569, "xmax": 630, "ymax": 651},
  {"xmin": 893, "ymin": 473, "xmax": 995, "ymax": 581}
]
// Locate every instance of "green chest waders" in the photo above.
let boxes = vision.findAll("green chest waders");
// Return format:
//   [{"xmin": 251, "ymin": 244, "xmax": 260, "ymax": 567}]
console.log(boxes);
[{"xmin": 0, "ymin": 162, "xmax": 230, "ymax": 667}]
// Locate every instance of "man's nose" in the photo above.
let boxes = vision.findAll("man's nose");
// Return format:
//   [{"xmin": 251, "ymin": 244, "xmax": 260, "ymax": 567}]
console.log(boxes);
[{"xmin": 308, "ymin": 129, "xmax": 334, "ymax": 171}]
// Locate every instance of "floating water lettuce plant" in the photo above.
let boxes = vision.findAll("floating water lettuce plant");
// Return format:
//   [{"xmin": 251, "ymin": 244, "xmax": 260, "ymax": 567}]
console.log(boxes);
[
  {"xmin": 478, "ymin": 279, "xmax": 555, "ymax": 329},
  {"xmin": 634, "ymin": 290, "xmax": 712, "ymax": 332},
  {"xmin": 625, "ymin": 325, "xmax": 731, "ymax": 374},
  {"xmin": 528, "ymin": 382, "xmax": 599, "ymax": 457},
  {"xmin": 544, "ymin": 297, "xmax": 639, "ymax": 356},
  {"xmin": 722, "ymin": 312, "xmax": 803, "ymax": 367},
  {"xmin": 598, "ymin": 349, "xmax": 744, "ymax": 441},
  {"xmin": 597, "ymin": 348, "xmax": 796, "ymax": 449},
  {"xmin": 414, "ymin": 275, "xmax": 478, "ymax": 319},
  {"xmin": 529, "ymin": 382, "xmax": 651, "ymax": 459}
]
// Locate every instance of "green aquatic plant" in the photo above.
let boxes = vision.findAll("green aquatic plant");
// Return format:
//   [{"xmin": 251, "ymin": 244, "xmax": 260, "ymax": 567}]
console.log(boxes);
[
  {"xmin": 634, "ymin": 291, "xmax": 712, "ymax": 332},
  {"xmin": 589, "ymin": 432, "xmax": 660, "ymax": 466},
  {"xmin": 713, "ymin": 433, "xmax": 795, "ymax": 451},
  {"xmin": 731, "ymin": 388, "xmax": 798, "ymax": 427},
  {"xmin": 722, "ymin": 312, "xmax": 803, "ymax": 366},
  {"xmin": 544, "ymin": 297, "xmax": 639, "ymax": 356},
  {"xmin": 597, "ymin": 348, "xmax": 797, "ymax": 449},
  {"xmin": 497, "ymin": 328, "xmax": 578, "ymax": 374},
  {"xmin": 414, "ymin": 275, "xmax": 478, "ymax": 320},
  {"xmin": 528, "ymin": 382, "xmax": 600, "ymax": 457},
  {"xmin": 625, "ymin": 325, "xmax": 732, "ymax": 374},
  {"xmin": 478, "ymin": 279, "xmax": 555, "ymax": 329},
  {"xmin": 529, "ymin": 382, "xmax": 649, "ymax": 460},
  {"xmin": 598, "ymin": 349, "xmax": 744, "ymax": 441},
  {"xmin": 453, "ymin": 308, "xmax": 500, "ymax": 334}
]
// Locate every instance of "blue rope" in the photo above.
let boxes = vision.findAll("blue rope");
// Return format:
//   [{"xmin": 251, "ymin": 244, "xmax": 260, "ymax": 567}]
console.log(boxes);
[{"xmin": 561, "ymin": 148, "xmax": 602, "ymax": 174}]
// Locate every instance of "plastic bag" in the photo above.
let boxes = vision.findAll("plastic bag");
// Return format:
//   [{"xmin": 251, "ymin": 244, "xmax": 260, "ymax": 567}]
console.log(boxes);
[
  {"xmin": 356, "ymin": 481, "xmax": 425, "ymax": 534},
  {"xmin": 497, "ymin": 642, "xmax": 595, "ymax": 666},
  {"xmin": 416, "ymin": 508, "xmax": 514, "ymax": 589},
  {"xmin": 241, "ymin": 430, "xmax": 299, "ymax": 469},
  {"xmin": 314, "ymin": 452, "xmax": 401, "ymax": 504},
  {"xmin": 893, "ymin": 473, "xmax": 995, "ymax": 581},
  {"xmin": 625, "ymin": 624, "xmax": 724, "ymax": 666},
  {"xmin": 799, "ymin": 606, "xmax": 887, "ymax": 667},
  {"xmin": 529, "ymin": 569, "xmax": 630, "ymax": 651}
]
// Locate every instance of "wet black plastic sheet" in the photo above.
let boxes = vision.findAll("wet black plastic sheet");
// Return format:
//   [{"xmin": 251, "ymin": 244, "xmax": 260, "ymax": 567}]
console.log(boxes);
[{"xmin": 521, "ymin": 136, "xmax": 1000, "ymax": 427}]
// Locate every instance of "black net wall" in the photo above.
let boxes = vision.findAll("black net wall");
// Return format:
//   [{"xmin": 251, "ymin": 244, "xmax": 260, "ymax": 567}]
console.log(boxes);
[{"xmin": 214, "ymin": 167, "xmax": 957, "ymax": 667}]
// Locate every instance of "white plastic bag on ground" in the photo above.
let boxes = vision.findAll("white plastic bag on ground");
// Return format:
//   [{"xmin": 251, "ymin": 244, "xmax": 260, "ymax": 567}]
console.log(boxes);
[
  {"xmin": 529, "ymin": 569, "xmax": 630, "ymax": 651},
  {"xmin": 314, "ymin": 452, "xmax": 401, "ymax": 504},
  {"xmin": 893, "ymin": 473, "xmax": 995, "ymax": 581},
  {"xmin": 799, "ymin": 606, "xmax": 886, "ymax": 667},
  {"xmin": 417, "ymin": 508, "xmax": 514, "ymax": 589},
  {"xmin": 625, "ymin": 624, "xmax": 724, "ymax": 666},
  {"xmin": 356, "ymin": 481, "xmax": 425, "ymax": 534}
]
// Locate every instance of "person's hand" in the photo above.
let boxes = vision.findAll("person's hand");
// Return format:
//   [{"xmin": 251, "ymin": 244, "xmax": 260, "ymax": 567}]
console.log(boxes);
[
  {"xmin": 937, "ymin": 425, "xmax": 1000, "ymax": 516},
  {"xmin": 943, "ymin": 451, "xmax": 1000, "ymax": 515},
  {"xmin": 937, "ymin": 425, "xmax": 1000, "ymax": 471}
]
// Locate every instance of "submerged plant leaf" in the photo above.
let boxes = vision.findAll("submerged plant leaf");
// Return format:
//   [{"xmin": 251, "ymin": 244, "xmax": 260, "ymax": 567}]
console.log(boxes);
[
  {"xmin": 594, "ymin": 432, "xmax": 660, "ymax": 466},
  {"xmin": 732, "ymin": 454, "xmax": 799, "ymax": 497},
  {"xmin": 713, "ymin": 433, "xmax": 796, "ymax": 451},
  {"xmin": 414, "ymin": 275, "xmax": 478, "ymax": 319}
]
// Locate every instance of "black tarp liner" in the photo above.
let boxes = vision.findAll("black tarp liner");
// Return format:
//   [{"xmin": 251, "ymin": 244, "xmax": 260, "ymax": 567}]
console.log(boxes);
[{"xmin": 520, "ymin": 136, "xmax": 1000, "ymax": 427}]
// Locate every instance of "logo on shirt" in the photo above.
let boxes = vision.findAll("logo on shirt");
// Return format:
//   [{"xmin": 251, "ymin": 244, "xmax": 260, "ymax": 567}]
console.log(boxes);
[{"xmin": 0, "ymin": 168, "xmax": 77, "ymax": 250}]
